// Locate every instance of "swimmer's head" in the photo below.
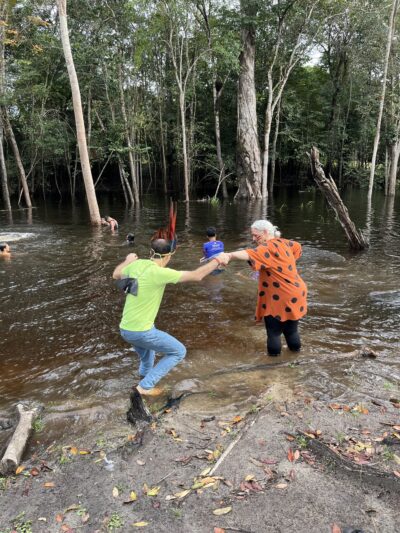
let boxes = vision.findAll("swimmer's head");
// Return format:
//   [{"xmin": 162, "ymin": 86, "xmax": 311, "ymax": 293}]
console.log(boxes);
[
  {"xmin": 206, "ymin": 226, "xmax": 217, "ymax": 238},
  {"xmin": 0, "ymin": 243, "xmax": 10, "ymax": 254}
]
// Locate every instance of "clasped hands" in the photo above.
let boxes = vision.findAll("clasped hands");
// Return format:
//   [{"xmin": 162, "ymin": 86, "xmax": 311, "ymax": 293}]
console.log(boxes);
[{"xmin": 213, "ymin": 252, "xmax": 231, "ymax": 266}]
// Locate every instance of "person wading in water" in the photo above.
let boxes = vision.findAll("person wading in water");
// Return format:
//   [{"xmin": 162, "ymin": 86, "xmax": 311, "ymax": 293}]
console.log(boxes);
[
  {"xmin": 113, "ymin": 203, "xmax": 229, "ymax": 396},
  {"xmin": 225, "ymin": 220, "xmax": 307, "ymax": 357}
]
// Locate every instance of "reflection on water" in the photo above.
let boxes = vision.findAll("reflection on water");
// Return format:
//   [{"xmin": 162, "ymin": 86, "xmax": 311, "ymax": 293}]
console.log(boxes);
[{"xmin": 1, "ymin": 191, "xmax": 400, "ymax": 442}]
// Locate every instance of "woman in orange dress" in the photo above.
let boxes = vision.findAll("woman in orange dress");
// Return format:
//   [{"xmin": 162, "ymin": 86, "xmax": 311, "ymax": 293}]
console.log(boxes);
[{"xmin": 227, "ymin": 220, "xmax": 307, "ymax": 356}]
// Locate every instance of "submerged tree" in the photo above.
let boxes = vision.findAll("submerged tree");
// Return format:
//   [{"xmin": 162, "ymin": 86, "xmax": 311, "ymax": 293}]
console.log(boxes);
[{"xmin": 56, "ymin": 0, "xmax": 100, "ymax": 223}]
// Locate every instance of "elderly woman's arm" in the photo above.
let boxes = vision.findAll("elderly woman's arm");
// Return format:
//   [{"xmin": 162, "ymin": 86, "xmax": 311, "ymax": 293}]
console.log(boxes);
[{"xmin": 227, "ymin": 250, "xmax": 250, "ymax": 261}]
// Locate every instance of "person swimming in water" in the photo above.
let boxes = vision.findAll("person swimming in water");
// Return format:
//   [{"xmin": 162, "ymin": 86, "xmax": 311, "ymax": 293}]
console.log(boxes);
[
  {"xmin": 126, "ymin": 233, "xmax": 135, "ymax": 245},
  {"xmin": 0, "ymin": 243, "xmax": 11, "ymax": 257},
  {"xmin": 101, "ymin": 216, "xmax": 119, "ymax": 231}
]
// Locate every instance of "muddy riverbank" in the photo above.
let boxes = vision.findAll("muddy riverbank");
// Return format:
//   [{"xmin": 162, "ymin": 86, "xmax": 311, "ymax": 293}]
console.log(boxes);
[{"xmin": 1, "ymin": 378, "xmax": 399, "ymax": 533}]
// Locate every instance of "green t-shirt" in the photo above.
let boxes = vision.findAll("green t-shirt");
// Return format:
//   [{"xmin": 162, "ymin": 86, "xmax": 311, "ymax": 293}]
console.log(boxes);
[{"xmin": 119, "ymin": 259, "xmax": 182, "ymax": 332}]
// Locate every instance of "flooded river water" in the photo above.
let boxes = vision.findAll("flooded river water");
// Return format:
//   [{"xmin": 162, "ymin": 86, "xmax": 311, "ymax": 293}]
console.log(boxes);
[{"xmin": 1, "ymin": 190, "xmax": 399, "ymax": 443}]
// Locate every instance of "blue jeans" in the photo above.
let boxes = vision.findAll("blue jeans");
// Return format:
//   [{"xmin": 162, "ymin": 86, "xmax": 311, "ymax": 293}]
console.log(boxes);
[{"xmin": 120, "ymin": 327, "xmax": 186, "ymax": 390}]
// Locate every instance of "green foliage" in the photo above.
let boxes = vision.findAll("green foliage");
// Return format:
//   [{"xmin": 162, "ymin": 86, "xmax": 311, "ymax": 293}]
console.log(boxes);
[
  {"xmin": 107, "ymin": 512, "xmax": 124, "ymax": 531},
  {"xmin": 11, "ymin": 512, "xmax": 32, "ymax": 533},
  {"xmin": 0, "ymin": 0, "xmax": 397, "ymax": 201}
]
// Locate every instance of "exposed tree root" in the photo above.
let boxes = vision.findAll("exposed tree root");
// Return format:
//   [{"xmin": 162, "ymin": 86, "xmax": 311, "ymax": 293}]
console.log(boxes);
[{"xmin": 302, "ymin": 433, "xmax": 400, "ymax": 492}]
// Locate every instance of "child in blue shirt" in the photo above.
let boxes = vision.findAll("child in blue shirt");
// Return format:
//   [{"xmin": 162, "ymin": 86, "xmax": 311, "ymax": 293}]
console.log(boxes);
[{"xmin": 202, "ymin": 227, "xmax": 224, "ymax": 259}]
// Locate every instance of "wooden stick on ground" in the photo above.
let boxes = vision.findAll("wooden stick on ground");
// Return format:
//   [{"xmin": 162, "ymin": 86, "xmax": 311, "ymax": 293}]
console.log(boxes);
[{"xmin": 0, "ymin": 404, "xmax": 38, "ymax": 475}]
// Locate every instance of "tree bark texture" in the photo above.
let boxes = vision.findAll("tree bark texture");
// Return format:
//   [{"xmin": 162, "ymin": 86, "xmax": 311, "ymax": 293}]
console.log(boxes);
[
  {"xmin": 57, "ymin": 0, "xmax": 100, "ymax": 224},
  {"xmin": 368, "ymin": 0, "xmax": 399, "ymax": 200},
  {"xmin": 118, "ymin": 66, "xmax": 139, "ymax": 204},
  {"xmin": 1, "ymin": 108, "xmax": 32, "ymax": 208},
  {"xmin": 0, "ymin": 12, "xmax": 11, "ymax": 211},
  {"xmin": 387, "ymin": 141, "xmax": 400, "ymax": 197},
  {"xmin": 235, "ymin": 0, "xmax": 262, "ymax": 200},
  {"xmin": 310, "ymin": 146, "xmax": 368, "ymax": 250}
]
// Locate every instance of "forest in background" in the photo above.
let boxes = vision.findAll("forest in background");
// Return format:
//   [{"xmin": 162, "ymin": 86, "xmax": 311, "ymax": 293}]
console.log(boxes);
[{"xmin": 1, "ymin": 0, "xmax": 400, "ymax": 215}]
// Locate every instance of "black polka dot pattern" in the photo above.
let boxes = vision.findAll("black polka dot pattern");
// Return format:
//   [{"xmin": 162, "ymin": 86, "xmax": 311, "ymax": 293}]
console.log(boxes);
[{"xmin": 249, "ymin": 238, "xmax": 307, "ymax": 322}]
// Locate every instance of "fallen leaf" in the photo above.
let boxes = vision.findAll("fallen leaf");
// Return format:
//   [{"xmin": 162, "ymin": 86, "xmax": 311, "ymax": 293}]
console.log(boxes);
[
  {"xmin": 30, "ymin": 467, "xmax": 40, "ymax": 477},
  {"xmin": 56, "ymin": 514, "xmax": 64, "ymax": 523},
  {"xmin": 174, "ymin": 489, "xmax": 191, "ymax": 499},
  {"xmin": 15, "ymin": 466, "xmax": 25, "ymax": 475},
  {"xmin": 393, "ymin": 470, "xmax": 400, "ymax": 478},
  {"xmin": 329, "ymin": 403, "xmax": 341, "ymax": 410},
  {"xmin": 130, "ymin": 491, "xmax": 137, "ymax": 501},
  {"xmin": 132, "ymin": 522, "xmax": 149, "ymax": 527},
  {"xmin": 112, "ymin": 486, "xmax": 119, "ymax": 498},
  {"xmin": 331, "ymin": 524, "xmax": 341, "ymax": 533},
  {"xmin": 175, "ymin": 455, "xmax": 192, "ymax": 465},
  {"xmin": 231, "ymin": 415, "xmax": 243, "ymax": 424},
  {"xmin": 214, "ymin": 528, "xmax": 226, "ymax": 533},
  {"xmin": 393, "ymin": 454, "xmax": 400, "ymax": 465},
  {"xmin": 79, "ymin": 449, "xmax": 91, "ymax": 455},
  {"xmin": 136, "ymin": 459, "xmax": 146, "ymax": 466},
  {"xmin": 275, "ymin": 483, "xmax": 288, "ymax": 489},
  {"xmin": 259, "ymin": 458, "xmax": 278, "ymax": 465},
  {"xmin": 37, "ymin": 517, "xmax": 47, "ymax": 522},
  {"xmin": 81, "ymin": 513, "xmax": 90, "ymax": 524},
  {"xmin": 245, "ymin": 474, "xmax": 255, "ymax": 481},
  {"xmin": 147, "ymin": 486, "xmax": 161, "ymax": 496},
  {"xmin": 393, "ymin": 425, "xmax": 400, "ymax": 431},
  {"xmin": 63, "ymin": 504, "xmax": 80, "ymax": 513},
  {"xmin": 200, "ymin": 466, "xmax": 212, "ymax": 476},
  {"xmin": 213, "ymin": 506, "xmax": 232, "ymax": 516},
  {"xmin": 287, "ymin": 449, "xmax": 294, "ymax": 462},
  {"xmin": 43, "ymin": 482, "xmax": 55, "ymax": 488},
  {"xmin": 61, "ymin": 525, "xmax": 71, "ymax": 532},
  {"xmin": 70, "ymin": 447, "xmax": 78, "ymax": 455},
  {"xmin": 294, "ymin": 450, "xmax": 300, "ymax": 461},
  {"xmin": 289, "ymin": 469, "xmax": 296, "ymax": 481}
]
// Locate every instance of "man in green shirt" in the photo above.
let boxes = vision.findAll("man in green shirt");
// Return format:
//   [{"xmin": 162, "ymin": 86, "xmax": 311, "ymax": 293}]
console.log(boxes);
[{"xmin": 113, "ymin": 238, "xmax": 229, "ymax": 396}]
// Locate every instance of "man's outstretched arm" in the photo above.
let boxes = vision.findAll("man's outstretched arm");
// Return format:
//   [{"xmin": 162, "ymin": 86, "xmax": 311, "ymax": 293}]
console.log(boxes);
[
  {"xmin": 178, "ymin": 253, "xmax": 230, "ymax": 282},
  {"xmin": 112, "ymin": 253, "xmax": 138, "ymax": 279}
]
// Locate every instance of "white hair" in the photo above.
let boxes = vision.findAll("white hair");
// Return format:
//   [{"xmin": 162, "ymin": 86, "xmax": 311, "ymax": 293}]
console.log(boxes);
[{"xmin": 251, "ymin": 219, "xmax": 281, "ymax": 238}]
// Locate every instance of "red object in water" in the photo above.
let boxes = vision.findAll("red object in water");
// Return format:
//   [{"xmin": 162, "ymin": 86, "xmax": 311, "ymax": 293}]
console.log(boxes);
[{"xmin": 152, "ymin": 200, "xmax": 177, "ymax": 250}]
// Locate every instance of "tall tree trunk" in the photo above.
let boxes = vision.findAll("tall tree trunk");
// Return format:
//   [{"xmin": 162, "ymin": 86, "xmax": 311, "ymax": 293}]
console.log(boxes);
[
  {"xmin": 0, "ymin": 13, "xmax": 11, "ymax": 211},
  {"xmin": 261, "ymin": 92, "xmax": 273, "ymax": 198},
  {"xmin": 0, "ymin": 116, "xmax": 11, "ymax": 210},
  {"xmin": 213, "ymin": 80, "xmax": 228, "ymax": 198},
  {"xmin": 57, "ymin": 0, "xmax": 100, "ymax": 224},
  {"xmin": 2, "ymin": 109, "xmax": 32, "ymax": 208},
  {"xmin": 387, "ymin": 141, "xmax": 400, "ymax": 197},
  {"xmin": 269, "ymin": 95, "xmax": 282, "ymax": 194},
  {"xmin": 368, "ymin": 0, "xmax": 399, "ymax": 201},
  {"xmin": 235, "ymin": 0, "xmax": 262, "ymax": 200},
  {"xmin": 179, "ymin": 93, "xmax": 190, "ymax": 202},
  {"xmin": 158, "ymin": 99, "xmax": 168, "ymax": 195},
  {"xmin": 118, "ymin": 66, "xmax": 139, "ymax": 204}
]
